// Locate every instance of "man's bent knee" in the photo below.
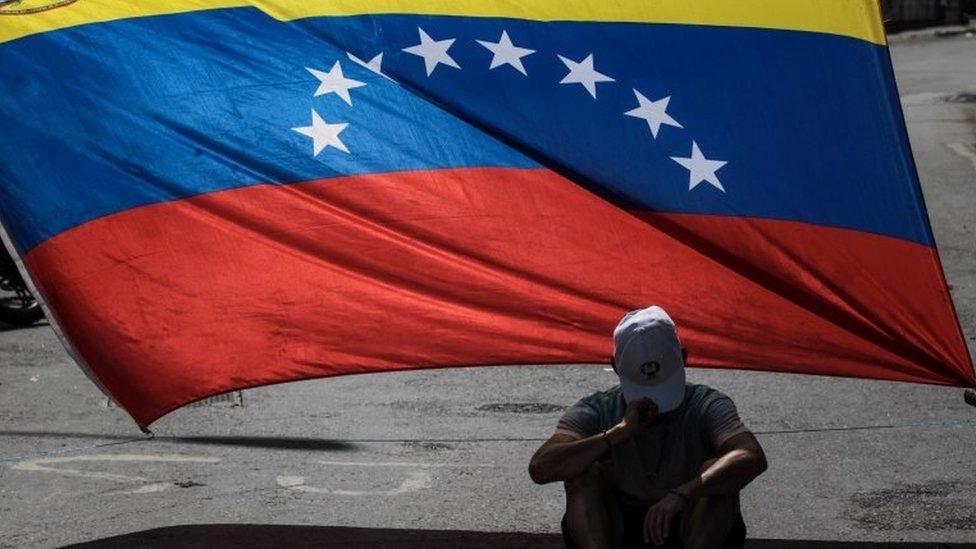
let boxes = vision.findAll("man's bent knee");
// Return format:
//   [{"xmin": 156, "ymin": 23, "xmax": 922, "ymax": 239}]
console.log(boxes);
[
  {"xmin": 693, "ymin": 491, "xmax": 739, "ymax": 514},
  {"xmin": 564, "ymin": 463, "xmax": 605, "ymax": 496},
  {"xmin": 563, "ymin": 464, "xmax": 621, "ymax": 549},
  {"xmin": 682, "ymin": 492, "xmax": 742, "ymax": 549}
]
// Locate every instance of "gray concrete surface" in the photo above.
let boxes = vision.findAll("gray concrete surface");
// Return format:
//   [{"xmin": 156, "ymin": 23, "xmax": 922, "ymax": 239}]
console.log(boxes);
[{"xmin": 2, "ymin": 34, "xmax": 976, "ymax": 549}]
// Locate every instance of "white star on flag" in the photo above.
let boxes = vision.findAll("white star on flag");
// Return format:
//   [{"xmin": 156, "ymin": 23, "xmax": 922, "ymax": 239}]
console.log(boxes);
[
  {"xmin": 476, "ymin": 30, "xmax": 536, "ymax": 76},
  {"xmin": 557, "ymin": 53, "xmax": 614, "ymax": 99},
  {"xmin": 292, "ymin": 109, "xmax": 349, "ymax": 156},
  {"xmin": 402, "ymin": 28, "xmax": 460, "ymax": 76},
  {"xmin": 347, "ymin": 51, "xmax": 393, "ymax": 81},
  {"xmin": 671, "ymin": 141, "xmax": 727, "ymax": 192},
  {"xmin": 625, "ymin": 90, "xmax": 683, "ymax": 139},
  {"xmin": 305, "ymin": 61, "xmax": 366, "ymax": 105}
]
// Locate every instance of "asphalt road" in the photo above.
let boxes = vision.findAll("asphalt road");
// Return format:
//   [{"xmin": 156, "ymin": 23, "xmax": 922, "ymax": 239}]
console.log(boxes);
[{"xmin": 2, "ymin": 32, "xmax": 976, "ymax": 549}]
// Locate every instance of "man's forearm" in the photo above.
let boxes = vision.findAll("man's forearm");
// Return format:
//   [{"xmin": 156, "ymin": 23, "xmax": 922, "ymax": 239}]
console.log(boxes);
[
  {"xmin": 677, "ymin": 449, "xmax": 766, "ymax": 499},
  {"xmin": 529, "ymin": 426, "xmax": 628, "ymax": 484}
]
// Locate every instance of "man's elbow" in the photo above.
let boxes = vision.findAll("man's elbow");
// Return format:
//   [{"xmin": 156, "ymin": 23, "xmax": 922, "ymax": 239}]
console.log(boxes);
[
  {"xmin": 528, "ymin": 467, "xmax": 546, "ymax": 485},
  {"xmin": 752, "ymin": 450, "xmax": 769, "ymax": 476},
  {"xmin": 528, "ymin": 458, "xmax": 554, "ymax": 485}
]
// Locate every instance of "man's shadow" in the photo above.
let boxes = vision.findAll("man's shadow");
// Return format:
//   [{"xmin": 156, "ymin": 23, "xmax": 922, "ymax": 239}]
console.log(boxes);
[{"xmin": 62, "ymin": 524, "xmax": 976, "ymax": 548}]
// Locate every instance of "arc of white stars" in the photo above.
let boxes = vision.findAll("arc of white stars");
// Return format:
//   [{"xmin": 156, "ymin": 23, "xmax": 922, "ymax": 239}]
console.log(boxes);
[
  {"xmin": 670, "ymin": 141, "xmax": 727, "ymax": 192},
  {"xmin": 305, "ymin": 61, "xmax": 366, "ymax": 106},
  {"xmin": 292, "ymin": 109, "xmax": 349, "ymax": 156},
  {"xmin": 476, "ymin": 30, "xmax": 536, "ymax": 76},
  {"xmin": 624, "ymin": 89, "xmax": 683, "ymax": 139},
  {"xmin": 402, "ymin": 27, "xmax": 460, "ymax": 76},
  {"xmin": 557, "ymin": 53, "xmax": 614, "ymax": 99},
  {"xmin": 289, "ymin": 38, "xmax": 729, "ymax": 197}
]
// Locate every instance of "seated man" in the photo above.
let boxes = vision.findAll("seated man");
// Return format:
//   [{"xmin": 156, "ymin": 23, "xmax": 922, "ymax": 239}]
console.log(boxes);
[{"xmin": 529, "ymin": 306, "xmax": 767, "ymax": 549}]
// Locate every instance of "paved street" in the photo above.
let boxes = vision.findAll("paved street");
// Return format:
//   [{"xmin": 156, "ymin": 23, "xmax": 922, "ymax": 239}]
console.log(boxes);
[{"xmin": 2, "ymin": 32, "xmax": 975, "ymax": 549}]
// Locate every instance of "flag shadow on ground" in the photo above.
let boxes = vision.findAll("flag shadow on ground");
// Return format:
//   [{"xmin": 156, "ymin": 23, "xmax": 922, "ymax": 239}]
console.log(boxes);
[
  {"xmin": 0, "ymin": 430, "xmax": 359, "ymax": 452},
  {"xmin": 0, "ymin": 319, "xmax": 49, "ymax": 332},
  {"xmin": 61, "ymin": 524, "xmax": 976, "ymax": 549}
]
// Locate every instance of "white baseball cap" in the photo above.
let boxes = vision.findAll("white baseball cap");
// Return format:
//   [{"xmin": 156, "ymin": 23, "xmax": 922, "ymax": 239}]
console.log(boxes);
[{"xmin": 613, "ymin": 306, "xmax": 686, "ymax": 412}]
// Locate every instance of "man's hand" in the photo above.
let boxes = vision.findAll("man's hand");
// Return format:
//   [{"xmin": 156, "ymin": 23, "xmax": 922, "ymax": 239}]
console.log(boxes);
[
  {"xmin": 643, "ymin": 492, "xmax": 686, "ymax": 546},
  {"xmin": 609, "ymin": 398, "xmax": 658, "ymax": 443}
]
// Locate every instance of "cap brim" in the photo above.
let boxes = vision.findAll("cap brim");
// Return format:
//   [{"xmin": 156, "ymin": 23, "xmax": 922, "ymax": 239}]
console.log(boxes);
[{"xmin": 620, "ymin": 366, "xmax": 687, "ymax": 412}]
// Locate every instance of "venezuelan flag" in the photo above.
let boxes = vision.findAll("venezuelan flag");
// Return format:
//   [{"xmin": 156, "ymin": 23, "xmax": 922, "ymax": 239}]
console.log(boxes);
[{"xmin": 0, "ymin": 0, "xmax": 971, "ymax": 427}]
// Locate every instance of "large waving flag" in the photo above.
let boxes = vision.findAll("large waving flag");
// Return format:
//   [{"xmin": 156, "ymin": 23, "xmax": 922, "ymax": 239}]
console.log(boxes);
[{"xmin": 0, "ymin": 0, "xmax": 972, "ymax": 428}]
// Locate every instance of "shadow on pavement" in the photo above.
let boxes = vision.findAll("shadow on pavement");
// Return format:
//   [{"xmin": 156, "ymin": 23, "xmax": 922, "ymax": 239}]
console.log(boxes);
[
  {"xmin": 166, "ymin": 435, "xmax": 358, "ymax": 451},
  {"xmin": 62, "ymin": 525, "xmax": 560, "ymax": 549},
  {"xmin": 0, "ymin": 430, "xmax": 359, "ymax": 452},
  {"xmin": 0, "ymin": 319, "xmax": 50, "ymax": 332},
  {"xmin": 60, "ymin": 525, "xmax": 976, "ymax": 549}
]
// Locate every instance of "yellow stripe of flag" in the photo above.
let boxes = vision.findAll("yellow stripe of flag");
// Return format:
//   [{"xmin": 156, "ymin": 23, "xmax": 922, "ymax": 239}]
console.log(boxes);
[{"xmin": 0, "ymin": 0, "xmax": 886, "ymax": 45}]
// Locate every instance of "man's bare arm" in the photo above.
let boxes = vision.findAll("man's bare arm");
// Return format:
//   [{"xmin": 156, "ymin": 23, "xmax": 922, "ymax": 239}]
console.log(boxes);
[
  {"xmin": 641, "ymin": 431, "xmax": 767, "ymax": 545},
  {"xmin": 676, "ymin": 431, "xmax": 768, "ymax": 499},
  {"xmin": 528, "ymin": 399, "xmax": 656, "ymax": 485},
  {"xmin": 527, "ymin": 433, "xmax": 610, "ymax": 485}
]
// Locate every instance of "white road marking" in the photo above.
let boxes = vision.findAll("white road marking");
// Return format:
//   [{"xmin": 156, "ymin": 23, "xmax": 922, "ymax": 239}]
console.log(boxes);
[
  {"xmin": 11, "ymin": 454, "xmax": 220, "ymax": 493},
  {"xmin": 276, "ymin": 469, "xmax": 432, "ymax": 496},
  {"xmin": 277, "ymin": 460, "xmax": 495, "ymax": 496},
  {"xmin": 106, "ymin": 482, "xmax": 175, "ymax": 496},
  {"xmin": 276, "ymin": 475, "xmax": 305, "ymax": 488},
  {"xmin": 316, "ymin": 460, "xmax": 496, "ymax": 468},
  {"xmin": 948, "ymin": 142, "xmax": 976, "ymax": 174},
  {"xmin": 37, "ymin": 488, "xmax": 65, "ymax": 504}
]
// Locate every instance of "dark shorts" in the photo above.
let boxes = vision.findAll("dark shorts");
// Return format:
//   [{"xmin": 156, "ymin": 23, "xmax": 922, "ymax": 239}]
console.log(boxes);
[{"xmin": 560, "ymin": 502, "xmax": 746, "ymax": 549}]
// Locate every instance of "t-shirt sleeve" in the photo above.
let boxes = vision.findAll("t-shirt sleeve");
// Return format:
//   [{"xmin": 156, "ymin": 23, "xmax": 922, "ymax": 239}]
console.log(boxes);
[
  {"xmin": 702, "ymin": 395, "xmax": 750, "ymax": 451},
  {"xmin": 554, "ymin": 399, "xmax": 603, "ymax": 440}
]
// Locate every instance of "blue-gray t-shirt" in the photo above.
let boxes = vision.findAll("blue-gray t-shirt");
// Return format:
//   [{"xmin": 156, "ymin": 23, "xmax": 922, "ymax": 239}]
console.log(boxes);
[{"xmin": 555, "ymin": 383, "xmax": 749, "ymax": 504}]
